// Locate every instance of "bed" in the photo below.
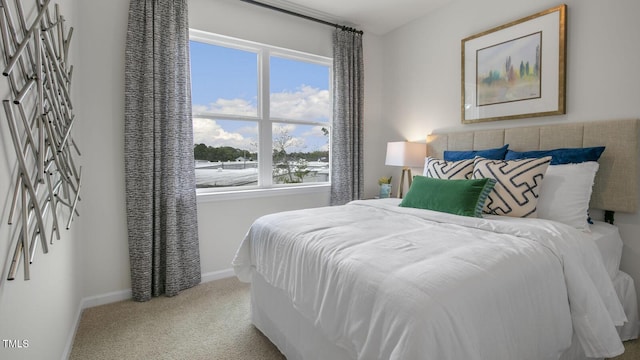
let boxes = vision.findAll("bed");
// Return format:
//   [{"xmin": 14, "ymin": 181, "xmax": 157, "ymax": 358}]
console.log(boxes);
[{"xmin": 233, "ymin": 119, "xmax": 640, "ymax": 360}]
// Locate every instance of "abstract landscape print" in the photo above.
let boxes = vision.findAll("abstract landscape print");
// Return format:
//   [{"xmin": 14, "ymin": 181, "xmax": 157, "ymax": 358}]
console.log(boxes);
[
  {"xmin": 476, "ymin": 32, "xmax": 541, "ymax": 106},
  {"xmin": 461, "ymin": 4, "xmax": 566, "ymax": 124}
]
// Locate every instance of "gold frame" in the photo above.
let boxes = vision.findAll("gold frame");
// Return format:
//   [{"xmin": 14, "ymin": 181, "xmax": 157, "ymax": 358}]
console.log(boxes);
[{"xmin": 461, "ymin": 4, "xmax": 567, "ymax": 124}]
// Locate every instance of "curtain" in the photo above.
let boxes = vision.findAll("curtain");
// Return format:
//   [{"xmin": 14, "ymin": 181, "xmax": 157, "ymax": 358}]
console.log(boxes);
[
  {"xmin": 331, "ymin": 29, "xmax": 364, "ymax": 205},
  {"xmin": 124, "ymin": 0, "xmax": 201, "ymax": 302}
]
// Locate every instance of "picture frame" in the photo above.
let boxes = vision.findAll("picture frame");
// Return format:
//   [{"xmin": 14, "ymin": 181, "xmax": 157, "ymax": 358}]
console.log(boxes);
[{"xmin": 461, "ymin": 4, "xmax": 566, "ymax": 124}]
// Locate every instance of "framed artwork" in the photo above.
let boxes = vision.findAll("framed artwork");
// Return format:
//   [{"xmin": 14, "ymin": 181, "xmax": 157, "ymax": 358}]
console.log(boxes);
[{"xmin": 461, "ymin": 4, "xmax": 566, "ymax": 124}]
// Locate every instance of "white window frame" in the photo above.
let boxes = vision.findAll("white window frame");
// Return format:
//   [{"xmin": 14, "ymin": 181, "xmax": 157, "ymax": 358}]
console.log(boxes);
[{"xmin": 189, "ymin": 29, "xmax": 333, "ymax": 201}]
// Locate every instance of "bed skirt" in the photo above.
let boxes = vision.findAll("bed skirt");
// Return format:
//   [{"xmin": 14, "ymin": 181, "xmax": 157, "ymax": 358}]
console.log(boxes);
[
  {"xmin": 250, "ymin": 270, "xmax": 639, "ymax": 360},
  {"xmin": 613, "ymin": 271, "xmax": 639, "ymax": 341}
]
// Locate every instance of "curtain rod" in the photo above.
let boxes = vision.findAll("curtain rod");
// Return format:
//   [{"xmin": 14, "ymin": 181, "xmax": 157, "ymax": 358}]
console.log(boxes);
[{"xmin": 239, "ymin": 0, "xmax": 363, "ymax": 35}]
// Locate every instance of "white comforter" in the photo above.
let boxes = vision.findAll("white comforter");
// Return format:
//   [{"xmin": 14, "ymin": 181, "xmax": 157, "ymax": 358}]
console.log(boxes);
[{"xmin": 233, "ymin": 199, "xmax": 627, "ymax": 359}]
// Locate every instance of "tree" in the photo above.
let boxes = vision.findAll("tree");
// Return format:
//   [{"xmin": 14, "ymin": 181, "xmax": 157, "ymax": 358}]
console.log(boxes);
[
  {"xmin": 193, "ymin": 144, "xmax": 256, "ymax": 162},
  {"xmin": 272, "ymin": 127, "xmax": 309, "ymax": 184},
  {"xmin": 505, "ymin": 56, "xmax": 511, "ymax": 77},
  {"xmin": 194, "ymin": 143, "xmax": 208, "ymax": 160},
  {"xmin": 505, "ymin": 56, "xmax": 515, "ymax": 83},
  {"xmin": 534, "ymin": 45, "xmax": 540, "ymax": 77}
]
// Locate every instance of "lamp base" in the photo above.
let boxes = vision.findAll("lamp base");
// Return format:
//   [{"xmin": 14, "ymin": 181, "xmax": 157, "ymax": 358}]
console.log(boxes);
[{"xmin": 398, "ymin": 167, "xmax": 413, "ymax": 199}]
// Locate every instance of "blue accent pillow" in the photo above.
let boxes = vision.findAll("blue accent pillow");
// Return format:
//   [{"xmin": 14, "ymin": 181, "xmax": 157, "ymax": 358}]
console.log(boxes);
[
  {"xmin": 505, "ymin": 146, "xmax": 605, "ymax": 165},
  {"xmin": 444, "ymin": 144, "xmax": 508, "ymax": 161}
]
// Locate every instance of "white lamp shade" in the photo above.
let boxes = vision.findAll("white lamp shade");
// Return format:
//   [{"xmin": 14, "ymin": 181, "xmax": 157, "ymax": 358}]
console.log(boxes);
[{"xmin": 385, "ymin": 141, "xmax": 426, "ymax": 167}]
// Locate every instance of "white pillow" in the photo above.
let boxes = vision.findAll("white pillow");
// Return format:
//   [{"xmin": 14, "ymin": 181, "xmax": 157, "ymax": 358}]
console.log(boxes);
[{"xmin": 536, "ymin": 162, "xmax": 599, "ymax": 231}]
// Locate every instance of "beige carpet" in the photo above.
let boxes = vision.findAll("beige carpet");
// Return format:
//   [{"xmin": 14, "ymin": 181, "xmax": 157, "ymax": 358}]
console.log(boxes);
[
  {"xmin": 70, "ymin": 277, "xmax": 284, "ymax": 360},
  {"xmin": 70, "ymin": 277, "xmax": 639, "ymax": 360}
]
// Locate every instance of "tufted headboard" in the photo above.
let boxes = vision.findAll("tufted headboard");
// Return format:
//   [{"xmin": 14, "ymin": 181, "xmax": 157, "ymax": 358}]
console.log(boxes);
[{"xmin": 426, "ymin": 119, "xmax": 639, "ymax": 213}]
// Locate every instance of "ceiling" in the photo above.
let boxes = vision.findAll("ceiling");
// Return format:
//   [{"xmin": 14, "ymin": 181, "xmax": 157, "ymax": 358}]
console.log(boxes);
[{"xmin": 254, "ymin": 0, "xmax": 454, "ymax": 35}]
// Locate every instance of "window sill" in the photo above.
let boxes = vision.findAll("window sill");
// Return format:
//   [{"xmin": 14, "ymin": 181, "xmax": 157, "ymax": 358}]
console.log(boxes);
[{"xmin": 196, "ymin": 183, "xmax": 331, "ymax": 203}]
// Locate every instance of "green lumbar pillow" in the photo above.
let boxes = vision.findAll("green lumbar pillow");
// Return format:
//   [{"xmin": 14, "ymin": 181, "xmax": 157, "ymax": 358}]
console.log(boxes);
[{"xmin": 399, "ymin": 176, "xmax": 496, "ymax": 217}]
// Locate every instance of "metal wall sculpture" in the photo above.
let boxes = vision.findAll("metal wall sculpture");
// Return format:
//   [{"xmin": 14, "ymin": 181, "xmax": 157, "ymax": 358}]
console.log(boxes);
[{"xmin": 1, "ymin": 0, "xmax": 79, "ymax": 281}]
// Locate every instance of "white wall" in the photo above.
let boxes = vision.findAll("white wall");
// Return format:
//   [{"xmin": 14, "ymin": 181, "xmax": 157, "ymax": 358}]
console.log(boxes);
[
  {"xmin": 376, "ymin": 0, "xmax": 640, "ymax": 310},
  {"xmin": 0, "ymin": 1, "xmax": 82, "ymax": 360},
  {"xmin": 74, "ymin": 0, "xmax": 130, "ymax": 302}
]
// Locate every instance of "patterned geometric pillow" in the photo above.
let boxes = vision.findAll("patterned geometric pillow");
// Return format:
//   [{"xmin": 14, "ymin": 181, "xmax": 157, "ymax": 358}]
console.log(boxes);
[
  {"xmin": 423, "ymin": 157, "xmax": 474, "ymax": 179},
  {"xmin": 472, "ymin": 156, "xmax": 552, "ymax": 217}
]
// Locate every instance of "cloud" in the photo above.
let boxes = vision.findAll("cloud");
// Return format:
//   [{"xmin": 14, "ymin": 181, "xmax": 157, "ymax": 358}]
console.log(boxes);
[
  {"xmin": 302, "ymin": 126, "xmax": 330, "ymax": 152},
  {"xmin": 193, "ymin": 85, "xmax": 330, "ymax": 121},
  {"xmin": 193, "ymin": 98, "xmax": 257, "ymax": 117},
  {"xmin": 272, "ymin": 123, "xmax": 297, "ymax": 134},
  {"xmin": 193, "ymin": 118, "xmax": 256, "ymax": 150},
  {"xmin": 193, "ymin": 86, "xmax": 330, "ymax": 153},
  {"xmin": 270, "ymin": 85, "xmax": 330, "ymax": 121},
  {"xmin": 302, "ymin": 125, "xmax": 329, "ymax": 138}
]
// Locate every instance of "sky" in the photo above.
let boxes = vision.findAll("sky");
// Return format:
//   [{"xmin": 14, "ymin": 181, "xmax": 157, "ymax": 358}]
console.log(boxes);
[{"xmin": 190, "ymin": 40, "xmax": 331, "ymax": 153}]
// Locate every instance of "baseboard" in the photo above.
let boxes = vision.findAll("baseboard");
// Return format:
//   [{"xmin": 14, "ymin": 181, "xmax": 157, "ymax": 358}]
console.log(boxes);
[
  {"xmin": 78, "ymin": 268, "xmax": 234, "ymax": 309},
  {"xmin": 81, "ymin": 288, "xmax": 133, "ymax": 309},
  {"xmin": 61, "ymin": 300, "xmax": 84, "ymax": 360},
  {"xmin": 201, "ymin": 268, "xmax": 235, "ymax": 283},
  {"xmin": 80, "ymin": 269, "xmax": 235, "ymax": 310}
]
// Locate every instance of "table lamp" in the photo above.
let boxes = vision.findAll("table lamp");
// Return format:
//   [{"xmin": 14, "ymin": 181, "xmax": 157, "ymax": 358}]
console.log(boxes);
[{"xmin": 385, "ymin": 141, "xmax": 426, "ymax": 198}]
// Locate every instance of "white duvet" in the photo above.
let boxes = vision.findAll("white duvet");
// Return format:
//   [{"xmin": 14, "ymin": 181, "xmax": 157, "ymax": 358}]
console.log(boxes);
[{"xmin": 233, "ymin": 198, "xmax": 627, "ymax": 359}]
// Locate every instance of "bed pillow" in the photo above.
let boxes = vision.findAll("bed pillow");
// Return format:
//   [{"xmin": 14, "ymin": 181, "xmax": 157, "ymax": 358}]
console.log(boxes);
[
  {"xmin": 399, "ymin": 176, "xmax": 496, "ymax": 218},
  {"xmin": 505, "ymin": 146, "xmax": 605, "ymax": 165},
  {"xmin": 473, "ymin": 156, "xmax": 551, "ymax": 217},
  {"xmin": 423, "ymin": 157, "xmax": 474, "ymax": 179},
  {"xmin": 444, "ymin": 144, "xmax": 508, "ymax": 161},
  {"xmin": 536, "ymin": 162, "xmax": 600, "ymax": 231}
]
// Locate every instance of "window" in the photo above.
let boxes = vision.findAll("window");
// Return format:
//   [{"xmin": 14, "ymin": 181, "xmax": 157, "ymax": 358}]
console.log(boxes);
[{"xmin": 189, "ymin": 30, "xmax": 332, "ymax": 192}]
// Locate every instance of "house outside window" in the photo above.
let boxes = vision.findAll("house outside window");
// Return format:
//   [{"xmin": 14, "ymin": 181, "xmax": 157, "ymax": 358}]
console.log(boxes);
[{"xmin": 189, "ymin": 30, "xmax": 332, "ymax": 192}]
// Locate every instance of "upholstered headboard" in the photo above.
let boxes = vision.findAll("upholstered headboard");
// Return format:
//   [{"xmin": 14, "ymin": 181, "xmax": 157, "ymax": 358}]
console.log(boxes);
[{"xmin": 426, "ymin": 119, "xmax": 639, "ymax": 213}]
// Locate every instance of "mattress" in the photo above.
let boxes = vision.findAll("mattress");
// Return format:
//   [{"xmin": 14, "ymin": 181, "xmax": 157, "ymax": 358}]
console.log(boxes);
[{"xmin": 234, "ymin": 199, "xmax": 627, "ymax": 359}]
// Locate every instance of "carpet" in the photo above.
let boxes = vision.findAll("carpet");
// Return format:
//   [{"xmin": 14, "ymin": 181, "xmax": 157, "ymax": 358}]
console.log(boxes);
[{"xmin": 70, "ymin": 277, "xmax": 638, "ymax": 359}]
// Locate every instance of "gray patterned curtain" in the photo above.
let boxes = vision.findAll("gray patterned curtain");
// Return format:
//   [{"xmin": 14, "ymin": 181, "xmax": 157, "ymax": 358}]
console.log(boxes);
[
  {"xmin": 331, "ymin": 29, "xmax": 364, "ymax": 205},
  {"xmin": 124, "ymin": 0, "xmax": 201, "ymax": 302}
]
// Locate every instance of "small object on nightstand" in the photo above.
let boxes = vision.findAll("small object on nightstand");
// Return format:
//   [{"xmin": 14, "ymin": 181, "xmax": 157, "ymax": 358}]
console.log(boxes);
[{"xmin": 378, "ymin": 176, "xmax": 392, "ymax": 198}]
